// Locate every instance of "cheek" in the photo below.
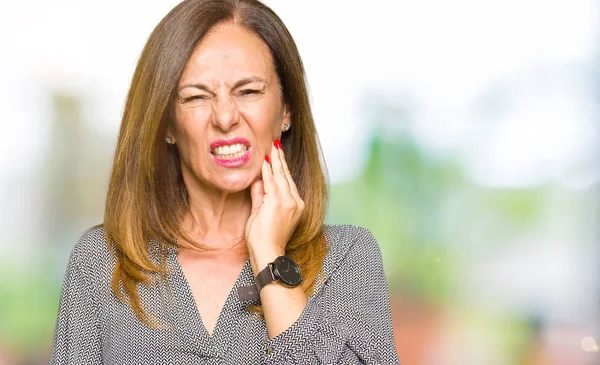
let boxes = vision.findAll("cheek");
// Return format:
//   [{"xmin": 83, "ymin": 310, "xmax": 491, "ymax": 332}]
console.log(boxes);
[
  {"xmin": 175, "ymin": 109, "xmax": 208, "ymax": 141},
  {"xmin": 239, "ymin": 99, "xmax": 283, "ymax": 133},
  {"xmin": 173, "ymin": 112, "xmax": 211, "ymax": 163}
]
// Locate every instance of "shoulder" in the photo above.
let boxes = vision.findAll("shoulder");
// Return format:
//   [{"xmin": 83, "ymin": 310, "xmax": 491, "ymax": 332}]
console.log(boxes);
[
  {"xmin": 323, "ymin": 224, "xmax": 380, "ymax": 253},
  {"xmin": 67, "ymin": 225, "xmax": 114, "ymax": 289},
  {"xmin": 70, "ymin": 225, "xmax": 111, "ymax": 261},
  {"xmin": 321, "ymin": 224, "xmax": 382, "ymax": 275}
]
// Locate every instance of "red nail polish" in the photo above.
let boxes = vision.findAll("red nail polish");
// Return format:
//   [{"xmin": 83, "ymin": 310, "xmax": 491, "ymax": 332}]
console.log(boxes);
[
  {"xmin": 273, "ymin": 139, "xmax": 282, "ymax": 149},
  {"xmin": 265, "ymin": 155, "xmax": 270, "ymax": 163}
]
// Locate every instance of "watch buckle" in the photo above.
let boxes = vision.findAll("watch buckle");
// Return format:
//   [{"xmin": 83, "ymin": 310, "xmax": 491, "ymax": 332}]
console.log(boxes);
[{"xmin": 268, "ymin": 262, "xmax": 277, "ymax": 281}]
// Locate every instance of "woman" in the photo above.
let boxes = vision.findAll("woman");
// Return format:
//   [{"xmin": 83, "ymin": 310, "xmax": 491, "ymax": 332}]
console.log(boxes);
[{"xmin": 50, "ymin": 0, "xmax": 400, "ymax": 363}]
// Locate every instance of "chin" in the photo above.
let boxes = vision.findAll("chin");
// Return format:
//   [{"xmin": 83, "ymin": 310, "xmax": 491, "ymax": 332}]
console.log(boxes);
[
  {"xmin": 216, "ymin": 181, "xmax": 252, "ymax": 193},
  {"xmin": 212, "ymin": 173, "xmax": 256, "ymax": 193}
]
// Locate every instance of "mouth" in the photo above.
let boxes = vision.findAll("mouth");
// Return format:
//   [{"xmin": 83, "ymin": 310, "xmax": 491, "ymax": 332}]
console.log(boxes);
[
  {"xmin": 210, "ymin": 137, "xmax": 251, "ymax": 159},
  {"xmin": 210, "ymin": 137, "xmax": 251, "ymax": 167},
  {"xmin": 211, "ymin": 142, "xmax": 249, "ymax": 159}
]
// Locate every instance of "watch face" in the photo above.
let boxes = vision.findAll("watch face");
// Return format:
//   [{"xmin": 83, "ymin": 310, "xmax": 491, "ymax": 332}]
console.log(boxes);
[{"xmin": 273, "ymin": 256, "xmax": 302, "ymax": 286}]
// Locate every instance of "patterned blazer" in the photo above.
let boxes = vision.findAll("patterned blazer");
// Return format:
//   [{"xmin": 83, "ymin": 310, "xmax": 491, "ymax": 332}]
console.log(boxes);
[{"xmin": 50, "ymin": 225, "xmax": 400, "ymax": 364}]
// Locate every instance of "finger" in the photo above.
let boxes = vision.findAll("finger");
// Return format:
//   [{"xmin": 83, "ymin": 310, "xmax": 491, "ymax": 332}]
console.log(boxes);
[
  {"xmin": 271, "ymin": 140, "xmax": 294, "ymax": 198},
  {"xmin": 286, "ymin": 172, "xmax": 301, "ymax": 202},
  {"xmin": 261, "ymin": 155, "xmax": 275, "ymax": 195},
  {"xmin": 270, "ymin": 141, "xmax": 285, "ymax": 177},
  {"xmin": 276, "ymin": 144, "xmax": 301, "ymax": 201},
  {"xmin": 249, "ymin": 178, "xmax": 265, "ymax": 212},
  {"xmin": 277, "ymin": 142, "xmax": 291, "ymax": 175}
]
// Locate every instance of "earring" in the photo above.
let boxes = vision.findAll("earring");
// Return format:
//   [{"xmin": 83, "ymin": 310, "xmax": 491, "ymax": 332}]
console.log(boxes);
[
  {"xmin": 166, "ymin": 137, "xmax": 173, "ymax": 144},
  {"xmin": 283, "ymin": 123, "xmax": 290, "ymax": 132}
]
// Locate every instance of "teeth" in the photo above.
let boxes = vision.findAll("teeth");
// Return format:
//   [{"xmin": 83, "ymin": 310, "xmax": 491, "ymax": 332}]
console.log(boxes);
[
  {"xmin": 216, "ymin": 150, "xmax": 246, "ymax": 160},
  {"xmin": 213, "ymin": 143, "xmax": 247, "ymax": 156}
]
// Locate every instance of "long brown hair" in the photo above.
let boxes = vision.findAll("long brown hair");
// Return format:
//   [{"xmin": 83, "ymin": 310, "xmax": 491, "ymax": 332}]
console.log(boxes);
[{"xmin": 103, "ymin": 0, "xmax": 328, "ymax": 325}]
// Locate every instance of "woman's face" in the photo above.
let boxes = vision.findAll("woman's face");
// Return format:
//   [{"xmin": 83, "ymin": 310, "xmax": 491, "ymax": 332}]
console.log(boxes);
[{"xmin": 170, "ymin": 22, "xmax": 290, "ymax": 194}]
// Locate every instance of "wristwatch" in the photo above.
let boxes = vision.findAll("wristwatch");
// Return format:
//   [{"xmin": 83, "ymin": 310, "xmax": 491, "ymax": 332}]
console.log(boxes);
[{"xmin": 255, "ymin": 256, "xmax": 303, "ymax": 292}]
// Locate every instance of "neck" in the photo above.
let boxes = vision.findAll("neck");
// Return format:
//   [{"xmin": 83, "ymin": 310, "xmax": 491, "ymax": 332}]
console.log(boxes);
[{"xmin": 182, "ymin": 181, "xmax": 252, "ymax": 253}]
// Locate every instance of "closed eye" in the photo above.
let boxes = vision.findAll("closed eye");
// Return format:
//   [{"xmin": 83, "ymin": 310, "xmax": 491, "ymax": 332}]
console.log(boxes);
[
  {"xmin": 239, "ymin": 89, "xmax": 262, "ymax": 96},
  {"xmin": 181, "ymin": 95, "xmax": 209, "ymax": 103}
]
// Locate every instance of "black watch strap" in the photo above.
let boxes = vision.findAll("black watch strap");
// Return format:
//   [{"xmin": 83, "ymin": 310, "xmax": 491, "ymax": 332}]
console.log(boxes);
[{"xmin": 256, "ymin": 264, "xmax": 276, "ymax": 292}]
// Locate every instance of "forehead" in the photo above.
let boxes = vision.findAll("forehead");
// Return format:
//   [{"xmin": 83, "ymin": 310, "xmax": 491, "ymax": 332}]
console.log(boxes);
[{"xmin": 179, "ymin": 22, "xmax": 276, "ymax": 85}]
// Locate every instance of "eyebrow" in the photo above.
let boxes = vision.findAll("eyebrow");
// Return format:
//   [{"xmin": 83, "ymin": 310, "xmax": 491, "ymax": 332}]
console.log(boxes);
[{"xmin": 178, "ymin": 76, "xmax": 267, "ymax": 93}]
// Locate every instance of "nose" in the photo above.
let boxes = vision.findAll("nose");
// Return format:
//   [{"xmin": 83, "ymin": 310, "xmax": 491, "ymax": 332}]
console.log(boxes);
[{"xmin": 211, "ymin": 98, "xmax": 240, "ymax": 132}]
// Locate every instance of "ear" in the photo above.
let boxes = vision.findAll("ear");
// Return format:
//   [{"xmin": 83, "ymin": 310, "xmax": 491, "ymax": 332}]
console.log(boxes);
[
  {"xmin": 165, "ymin": 126, "xmax": 176, "ymax": 144},
  {"xmin": 281, "ymin": 107, "xmax": 291, "ymax": 132}
]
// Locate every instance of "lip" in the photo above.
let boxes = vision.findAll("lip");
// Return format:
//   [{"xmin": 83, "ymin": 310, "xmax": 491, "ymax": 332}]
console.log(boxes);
[
  {"xmin": 210, "ymin": 137, "xmax": 250, "ymax": 151},
  {"xmin": 212, "ymin": 147, "xmax": 251, "ymax": 168},
  {"xmin": 210, "ymin": 137, "xmax": 252, "ymax": 168}
]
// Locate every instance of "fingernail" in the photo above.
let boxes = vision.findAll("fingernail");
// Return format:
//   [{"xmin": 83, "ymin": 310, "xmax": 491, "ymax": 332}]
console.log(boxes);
[
  {"xmin": 273, "ymin": 139, "xmax": 282, "ymax": 149},
  {"xmin": 265, "ymin": 155, "xmax": 270, "ymax": 163}
]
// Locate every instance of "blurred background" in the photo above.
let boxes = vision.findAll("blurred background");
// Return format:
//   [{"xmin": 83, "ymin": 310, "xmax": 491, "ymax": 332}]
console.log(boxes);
[{"xmin": 1, "ymin": 0, "xmax": 598, "ymax": 364}]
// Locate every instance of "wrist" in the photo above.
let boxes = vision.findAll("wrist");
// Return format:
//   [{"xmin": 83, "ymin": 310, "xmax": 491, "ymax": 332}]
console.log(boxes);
[
  {"xmin": 255, "ymin": 255, "xmax": 303, "ymax": 293},
  {"xmin": 248, "ymin": 247, "xmax": 285, "ymax": 277}
]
